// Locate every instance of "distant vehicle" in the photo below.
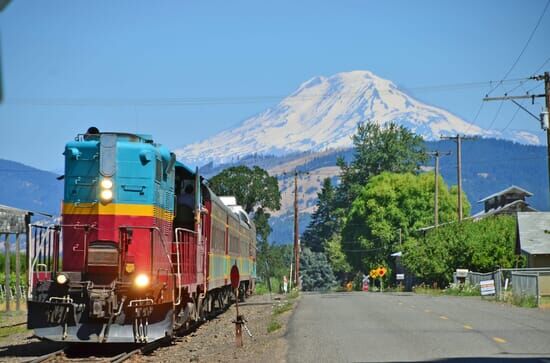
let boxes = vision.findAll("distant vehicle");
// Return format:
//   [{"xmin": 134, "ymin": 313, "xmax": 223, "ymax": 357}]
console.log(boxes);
[{"xmin": 27, "ymin": 127, "xmax": 256, "ymax": 343}]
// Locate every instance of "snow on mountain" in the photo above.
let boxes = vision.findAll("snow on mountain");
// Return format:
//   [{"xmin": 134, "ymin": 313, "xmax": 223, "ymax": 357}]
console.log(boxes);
[{"xmin": 174, "ymin": 70, "xmax": 541, "ymax": 165}]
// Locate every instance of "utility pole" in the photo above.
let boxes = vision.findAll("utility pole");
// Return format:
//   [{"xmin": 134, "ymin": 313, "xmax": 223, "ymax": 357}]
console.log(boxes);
[
  {"xmin": 546, "ymin": 72, "xmax": 550, "ymax": 199},
  {"xmin": 284, "ymin": 169, "xmax": 309, "ymax": 288},
  {"xmin": 483, "ymin": 71, "xmax": 550, "ymax": 204},
  {"xmin": 440, "ymin": 135, "xmax": 475, "ymax": 221},
  {"xmin": 293, "ymin": 170, "xmax": 299, "ymax": 288},
  {"xmin": 428, "ymin": 151, "xmax": 451, "ymax": 226}
]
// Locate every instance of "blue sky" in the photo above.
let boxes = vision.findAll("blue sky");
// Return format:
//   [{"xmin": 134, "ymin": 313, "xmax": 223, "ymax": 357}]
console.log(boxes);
[{"xmin": 1, "ymin": 0, "xmax": 549, "ymax": 171}]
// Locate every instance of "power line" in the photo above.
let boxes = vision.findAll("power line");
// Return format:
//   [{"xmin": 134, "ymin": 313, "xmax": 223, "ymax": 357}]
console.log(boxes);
[
  {"xmin": 4, "ymin": 78, "xmax": 532, "ymax": 107},
  {"xmin": 461, "ymin": 100, "xmax": 486, "ymax": 135},
  {"xmin": 485, "ymin": 100, "xmax": 505, "ymax": 130},
  {"xmin": 438, "ymin": 155, "xmax": 547, "ymax": 169},
  {"xmin": 486, "ymin": 0, "xmax": 550, "ymax": 96},
  {"xmin": 500, "ymin": 102, "xmax": 523, "ymax": 132},
  {"xmin": 533, "ymin": 55, "xmax": 550, "ymax": 75}
]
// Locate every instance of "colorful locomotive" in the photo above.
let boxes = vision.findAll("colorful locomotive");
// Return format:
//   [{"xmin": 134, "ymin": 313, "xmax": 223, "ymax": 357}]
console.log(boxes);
[{"xmin": 27, "ymin": 128, "xmax": 256, "ymax": 343}]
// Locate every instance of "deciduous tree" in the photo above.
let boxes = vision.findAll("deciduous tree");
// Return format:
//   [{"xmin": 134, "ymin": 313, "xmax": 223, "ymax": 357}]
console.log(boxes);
[{"xmin": 341, "ymin": 172, "xmax": 468, "ymax": 273}]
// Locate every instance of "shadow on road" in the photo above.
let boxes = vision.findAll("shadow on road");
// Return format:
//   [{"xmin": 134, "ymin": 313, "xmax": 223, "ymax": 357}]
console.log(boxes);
[{"xmin": 370, "ymin": 357, "xmax": 550, "ymax": 363}]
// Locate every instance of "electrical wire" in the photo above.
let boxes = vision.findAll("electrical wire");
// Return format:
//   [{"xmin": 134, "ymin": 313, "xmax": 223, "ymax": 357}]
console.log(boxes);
[
  {"xmin": 5, "ymin": 78, "xmax": 531, "ymax": 107},
  {"xmin": 533, "ymin": 55, "xmax": 550, "ymax": 75},
  {"xmin": 461, "ymin": 100, "xmax": 486, "ymax": 135},
  {"xmin": 500, "ymin": 102, "xmax": 523, "ymax": 132},
  {"xmin": 485, "ymin": 0, "xmax": 550, "ymax": 96},
  {"xmin": 484, "ymin": 100, "xmax": 505, "ymax": 130}
]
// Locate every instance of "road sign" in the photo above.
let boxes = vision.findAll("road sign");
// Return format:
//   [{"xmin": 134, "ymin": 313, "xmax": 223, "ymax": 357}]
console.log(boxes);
[
  {"xmin": 230, "ymin": 265, "xmax": 240, "ymax": 289},
  {"xmin": 480, "ymin": 279, "xmax": 496, "ymax": 296},
  {"xmin": 456, "ymin": 269, "xmax": 469, "ymax": 278}
]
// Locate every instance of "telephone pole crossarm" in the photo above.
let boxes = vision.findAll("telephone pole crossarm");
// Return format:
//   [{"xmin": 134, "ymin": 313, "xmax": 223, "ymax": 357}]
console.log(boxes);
[
  {"xmin": 482, "ymin": 71, "xmax": 550, "ymax": 206},
  {"xmin": 483, "ymin": 94, "xmax": 544, "ymax": 102}
]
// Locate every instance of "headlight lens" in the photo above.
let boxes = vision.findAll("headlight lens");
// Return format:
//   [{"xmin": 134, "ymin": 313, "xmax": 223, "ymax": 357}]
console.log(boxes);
[
  {"xmin": 100, "ymin": 178, "xmax": 113, "ymax": 189},
  {"xmin": 56, "ymin": 274, "xmax": 69, "ymax": 285},
  {"xmin": 134, "ymin": 274, "xmax": 150, "ymax": 288},
  {"xmin": 100, "ymin": 189, "xmax": 113, "ymax": 201}
]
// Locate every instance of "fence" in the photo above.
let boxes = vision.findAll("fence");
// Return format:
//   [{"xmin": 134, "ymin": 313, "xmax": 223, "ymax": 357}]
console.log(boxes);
[{"xmin": 463, "ymin": 268, "xmax": 550, "ymax": 306}]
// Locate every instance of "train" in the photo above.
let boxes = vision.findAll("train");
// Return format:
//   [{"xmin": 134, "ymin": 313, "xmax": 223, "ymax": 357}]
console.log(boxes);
[{"xmin": 27, "ymin": 127, "xmax": 256, "ymax": 343}]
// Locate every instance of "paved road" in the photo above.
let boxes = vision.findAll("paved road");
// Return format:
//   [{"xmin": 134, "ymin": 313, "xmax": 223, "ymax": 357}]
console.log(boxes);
[{"xmin": 287, "ymin": 292, "xmax": 550, "ymax": 362}]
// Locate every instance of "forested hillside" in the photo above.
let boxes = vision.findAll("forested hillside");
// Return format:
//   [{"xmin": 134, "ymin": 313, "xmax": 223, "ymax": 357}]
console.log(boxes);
[
  {"xmin": 0, "ymin": 138, "xmax": 546, "ymax": 242},
  {"xmin": 0, "ymin": 159, "xmax": 62, "ymax": 216}
]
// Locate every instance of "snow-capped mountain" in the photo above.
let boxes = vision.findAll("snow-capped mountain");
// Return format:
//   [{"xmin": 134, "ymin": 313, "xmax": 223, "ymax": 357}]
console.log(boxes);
[{"xmin": 175, "ymin": 70, "xmax": 541, "ymax": 165}]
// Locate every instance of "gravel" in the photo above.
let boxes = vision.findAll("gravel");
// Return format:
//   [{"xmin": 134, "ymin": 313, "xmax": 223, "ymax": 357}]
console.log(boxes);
[{"xmin": 0, "ymin": 293, "xmax": 296, "ymax": 363}]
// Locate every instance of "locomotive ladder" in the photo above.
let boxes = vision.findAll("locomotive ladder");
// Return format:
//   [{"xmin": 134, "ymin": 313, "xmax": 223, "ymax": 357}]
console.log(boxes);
[
  {"xmin": 173, "ymin": 228, "xmax": 196, "ymax": 306},
  {"xmin": 27, "ymin": 224, "xmax": 61, "ymax": 298}
]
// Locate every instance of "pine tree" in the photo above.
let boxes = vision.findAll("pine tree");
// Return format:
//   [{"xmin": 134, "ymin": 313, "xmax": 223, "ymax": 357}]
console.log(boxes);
[{"xmin": 301, "ymin": 178, "xmax": 338, "ymax": 253}]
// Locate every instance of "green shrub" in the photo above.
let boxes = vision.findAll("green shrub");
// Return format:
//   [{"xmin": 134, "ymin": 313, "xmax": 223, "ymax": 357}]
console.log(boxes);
[
  {"xmin": 444, "ymin": 282, "xmax": 480, "ymax": 296},
  {"xmin": 510, "ymin": 293, "xmax": 537, "ymax": 308}
]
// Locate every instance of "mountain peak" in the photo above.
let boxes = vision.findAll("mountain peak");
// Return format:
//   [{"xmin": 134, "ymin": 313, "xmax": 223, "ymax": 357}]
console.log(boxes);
[{"xmin": 174, "ymin": 70, "xmax": 541, "ymax": 165}]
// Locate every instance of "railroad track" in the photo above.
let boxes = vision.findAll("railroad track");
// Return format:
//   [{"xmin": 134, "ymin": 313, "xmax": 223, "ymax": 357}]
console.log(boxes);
[
  {"xmin": 26, "ymin": 338, "xmax": 169, "ymax": 363},
  {"xmin": 24, "ymin": 301, "xmax": 233, "ymax": 362}
]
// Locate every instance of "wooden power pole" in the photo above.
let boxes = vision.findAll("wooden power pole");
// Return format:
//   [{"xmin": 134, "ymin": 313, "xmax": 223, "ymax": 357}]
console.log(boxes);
[
  {"xmin": 441, "ymin": 135, "xmax": 475, "ymax": 221},
  {"xmin": 287, "ymin": 169, "xmax": 309, "ymax": 288},
  {"xmin": 483, "ymin": 71, "xmax": 550, "ymax": 204},
  {"xmin": 428, "ymin": 150, "xmax": 451, "ymax": 226},
  {"xmin": 293, "ymin": 170, "xmax": 299, "ymax": 287}
]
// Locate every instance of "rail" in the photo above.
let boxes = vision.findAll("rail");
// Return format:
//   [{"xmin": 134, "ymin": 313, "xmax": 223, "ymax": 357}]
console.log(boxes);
[
  {"xmin": 28, "ymin": 224, "xmax": 57, "ymax": 298},
  {"xmin": 27, "ymin": 337, "xmax": 168, "ymax": 363}
]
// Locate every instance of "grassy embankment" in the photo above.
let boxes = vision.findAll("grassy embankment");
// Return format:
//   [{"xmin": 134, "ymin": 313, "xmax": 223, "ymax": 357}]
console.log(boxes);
[{"xmin": 267, "ymin": 290, "xmax": 299, "ymax": 333}]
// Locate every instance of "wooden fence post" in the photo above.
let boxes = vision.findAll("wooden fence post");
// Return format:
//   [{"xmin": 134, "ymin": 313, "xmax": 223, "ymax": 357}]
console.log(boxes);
[
  {"xmin": 4, "ymin": 233, "xmax": 11, "ymax": 312},
  {"xmin": 15, "ymin": 233, "xmax": 21, "ymax": 311}
]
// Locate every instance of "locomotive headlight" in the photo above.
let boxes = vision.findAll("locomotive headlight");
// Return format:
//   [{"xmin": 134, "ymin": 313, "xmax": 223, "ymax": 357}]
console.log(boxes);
[
  {"xmin": 100, "ymin": 178, "xmax": 113, "ymax": 189},
  {"xmin": 134, "ymin": 274, "xmax": 150, "ymax": 288},
  {"xmin": 56, "ymin": 273, "xmax": 69, "ymax": 285},
  {"xmin": 100, "ymin": 189, "xmax": 113, "ymax": 202}
]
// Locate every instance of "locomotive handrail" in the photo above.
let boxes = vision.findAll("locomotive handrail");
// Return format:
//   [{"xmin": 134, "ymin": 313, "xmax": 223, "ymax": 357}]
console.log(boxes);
[
  {"xmin": 28, "ymin": 224, "xmax": 56, "ymax": 298},
  {"xmin": 173, "ymin": 228, "xmax": 186, "ymax": 306},
  {"xmin": 70, "ymin": 201, "xmax": 98, "ymax": 207},
  {"xmin": 173, "ymin": 227, "xmax": 200, "ymax": 306},
  {"xmin": 118, "ymin": 225, "xmax": 174, "ymax": 276},
  {"xmin": 174, "ymin": 227, "xmax": 196, "ymax": 237}
]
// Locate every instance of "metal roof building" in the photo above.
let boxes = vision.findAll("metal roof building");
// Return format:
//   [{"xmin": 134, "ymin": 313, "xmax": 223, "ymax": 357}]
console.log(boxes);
[
  {"xmin": 472, "ymin": 185, "xmax": 536, "ymax": 220},
  {"xmin": 516, "ymin": 212, "xmax": 550, "ymax": 268}
]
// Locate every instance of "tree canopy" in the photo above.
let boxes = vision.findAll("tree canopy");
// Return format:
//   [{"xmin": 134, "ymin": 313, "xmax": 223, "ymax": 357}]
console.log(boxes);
[
  {"xmin": 208, "ymin": 165, "xmax": 281, "ymax": 213},
  {"xmin": 341, "ymin": 172, "xmax": 469, "ymax": 273},
  {"xmin": 402, "ymin": 215, "xmax": 520, "ymax": 286},
  {"xmin": 337, "ymin": 122, "xmax": 427, "ymax": 205}
]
